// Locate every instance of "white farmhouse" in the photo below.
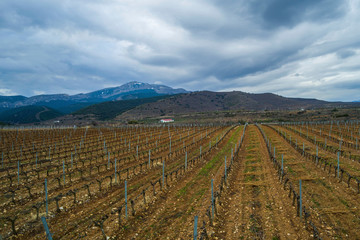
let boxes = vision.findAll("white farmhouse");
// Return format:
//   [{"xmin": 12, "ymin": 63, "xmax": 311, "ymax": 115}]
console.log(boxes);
[{"xmin": 160, "ymin": 119, "xmax": 174, "ymax": 123}]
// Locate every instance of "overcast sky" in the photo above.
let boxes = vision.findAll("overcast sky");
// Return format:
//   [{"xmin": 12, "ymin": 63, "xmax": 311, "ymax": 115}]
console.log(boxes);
[{"xmin": 1, "ymin": 0, "xmax": 360, "ymax": 101}]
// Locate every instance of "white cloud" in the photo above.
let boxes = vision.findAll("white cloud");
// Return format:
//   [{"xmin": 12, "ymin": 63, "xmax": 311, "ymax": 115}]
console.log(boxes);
[
  {"xmin": 0, "ymin": 88, "xmax": 18, "ymax": 96},
  {"xmin": 0, "ymin": 0, "xmax": 359, "ymax": 101},
  {"xmin": 33, "ymin": 90, "xmax": 45, "ymax": 95}
]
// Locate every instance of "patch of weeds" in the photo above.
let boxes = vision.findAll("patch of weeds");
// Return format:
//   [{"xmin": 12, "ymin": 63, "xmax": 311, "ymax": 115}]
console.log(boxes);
[
  {"xmin": 247, "ymin": 145, "xmax": 255, "ymax": 150},
  {"xmin": 199, "ymin": 157, "xmax": 218, "ymax": 176},
  {"xmin": 252, "ymin": 186, "xmax": 261, "ymax": 196},
  {"xmin": 245, "ymin": 175, "xmax": 256, "ymax": 182},
  {"xmin": 338, "ymin": 198, "xmax": 349, "ymax": 208},
  {"xmin": 251, "ymin": 201, "xmax": 261, "ymax": 208},
  {"xmin": 199, "ymin": 127, "xmax": 242, "ymax": 177},
  {"xmin": 246, "ymin": 155, "xmax": 255, "ymax": 160},
  {"xmin": 245, "ymin": 159, "xmax": 253, "ymax": 164},
  {"xmin": 187, "ymin": 206, "xmax": 195, "ymax": 214},
  {"xmin": 318, "ymin": 179, "xmax": 332, "ymax": 191},
  {"xmin": 245, "ymin": 165, "xmax": 256, "ymax": 173},
  {"xmin": 178, "ymin": 181, "xmax": 195, "ymax": 197},
  {"xmin": 249, "ymin": 214, "xmax": 263, "ymax": 237},
  {"xmin": 287, "ymin": 167, "xmax": 294, "ymax": 174},
  {"xmin": 179, "ymin": 215, "xmax": 188, "ymax": 224},
  {"xmin": 180, "ymin": 127, "xmax": 243, "ymax": 197},
  {"xmin": 311, "ymin": 197, "xmax": 320, "ymax": 208},
  {"xmin": 352, "ymin": 216, "xmax": 360, "ymax": 224},
  {"xmin": 129, "ymin": 183, "xmax": 141, "ymax": 191},
  {"xmin": 192, "ymin": 188, "xmax": 206, "ymax": 201},
  {"xmin": 265, "ymin": 202, "xmax": 273, "ymax": 210}
]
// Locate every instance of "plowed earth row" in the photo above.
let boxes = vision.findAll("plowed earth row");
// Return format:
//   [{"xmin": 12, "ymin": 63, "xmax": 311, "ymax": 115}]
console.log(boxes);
[
  {"xmin": 275, "ymin": 125, "xmax": 360, "ymax": 180},
  {"xmin": 1, "ymin": 125, "xmax": 229, "ymax": 239},
  {"xmin": 213, "ymin": 125, "xmax": 311, "ymax": 239},
  {"xmin": 3, "ymin": 123, "xmax": 360, "ymax": 239},
  {"xmin": 262, "ymin": 125, "xmax": 360, "ymax": 239},
  {"xmin": 112, "ymin": 126, "xmax": 243, "ymax": 239}
]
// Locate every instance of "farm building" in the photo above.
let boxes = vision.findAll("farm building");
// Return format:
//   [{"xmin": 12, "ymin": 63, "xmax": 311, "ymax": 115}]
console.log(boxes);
[{"xmin": 160, "ymin": 118, "xmax": 174, "ymax": 123}]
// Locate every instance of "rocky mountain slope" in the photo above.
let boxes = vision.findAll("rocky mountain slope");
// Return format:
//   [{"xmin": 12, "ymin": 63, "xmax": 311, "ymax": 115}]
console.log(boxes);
[{"xmin": 0, "ymin": 81, "xmax": 188, "ymax": 113}]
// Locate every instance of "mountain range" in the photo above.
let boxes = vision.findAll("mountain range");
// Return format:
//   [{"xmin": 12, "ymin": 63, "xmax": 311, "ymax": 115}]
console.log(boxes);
[
  {"xmin": 0, "ymin": 81, "xmax": 359, "ymax": 124},
  {"xmin": 0, "ymin": 81, "xmax": 188, "ymax": 113},
  {"xmin": 0, "ymin": 81, "xmax": 187, "ymax": 124}
]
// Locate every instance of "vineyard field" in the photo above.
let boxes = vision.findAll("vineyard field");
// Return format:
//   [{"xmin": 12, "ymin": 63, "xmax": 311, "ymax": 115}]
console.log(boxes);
[{"xmin": 1, "ymin": 121, "xmax": 360, "ymax": 239}]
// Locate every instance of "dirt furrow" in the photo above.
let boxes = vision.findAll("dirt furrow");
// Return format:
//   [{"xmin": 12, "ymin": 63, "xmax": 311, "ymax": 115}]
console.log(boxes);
[
  {"xmin": 263, "ymin": 125, "xmax": 360, "ymax": 239},
  {"xmin": 2, "ymin": 127, "xmax": 225, "ymax": 239},
  {"xmin": 277, "ymin": 125, "xmax": 360, "ymax": 175},
  {"xmin": 113, "ymin": 126, "xmax": 242, "ymax": 239},
  {"xmin": 214, "ymin": 125, "xmax": 310, "ymax": 239},
  {"xmin": 25, "ymin": 128, "xmax": 229, "ymax": 239}
]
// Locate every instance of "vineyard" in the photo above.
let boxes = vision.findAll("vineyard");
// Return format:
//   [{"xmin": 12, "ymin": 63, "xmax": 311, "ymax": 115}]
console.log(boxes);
[{"xmin": 0, "ymin": 121, "xmax": 360, "ymax": 239}]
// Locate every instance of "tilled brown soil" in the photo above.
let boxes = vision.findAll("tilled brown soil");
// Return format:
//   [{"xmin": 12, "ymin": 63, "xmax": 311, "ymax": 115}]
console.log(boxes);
[
  {"xmin": 3, "ymin": 124, "xmax": 360, "ymax": 239},
  {"xmin": 213, "ymin": 125, "xmax": 311, "ymax": 239},
  {"xmin": 262, "ymin": 125, "xmax": 360, "ymax": 239},
  {"xmin": 1, "ymin": 125, "xmax": 228, "ymax": 239},
  {"xmin": 112, "ymin": 126, "xmax": 243, "ymax": 240},
  {"xmin": 276, "ymin": 125, "xmax": 360, "ymax": 179}
]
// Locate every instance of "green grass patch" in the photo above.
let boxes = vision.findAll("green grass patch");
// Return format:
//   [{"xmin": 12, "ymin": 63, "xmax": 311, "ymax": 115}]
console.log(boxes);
[
  {"xmin": 246, "ymin": 145, "xmax": 255, "ymax": 150},
  {"xmin": 287, "ymin": 166, "xmax": 294, "ymax": 174},
  {"xmin": 265, "ymin": 202, "xmax": 273, "ymax": 210},
  {"xmin": 246, "ymin": 155, "xmax": 255, "ymax": 160},
  {"xmin": 338, "ymin": 197, "xmax": 349, "ymax": 208},
  {"xmin": 129, "ymin": 183, "xmax": 141, "ymax": 191},
  {"xmin": 245, "ymin": 175, "xmax": 256, "ymax": 182},
  {"xmin": 192, "ymin": 188, "xmax": 207, "ymax": 201},
  {"xmin": 199, "ymin": 127, "xmax": 242, "ymax": 177},
  {"xmin": 178, "ymin": 181, "xmax": 195, "ymax": 197},
  {"xmin": 245, "ymin": 165, "xmax": 256, "ymax": 173},
  {"xmin": 318, "ymin": 179, "xmax": 332, "ymax": 191},
  {"xmin": 311, "ymin": 196, "xmax": 320, "ymax": 208},
  {"xmin": 178, "ymin": 126, "xmax": 242, "ymax": 197}
]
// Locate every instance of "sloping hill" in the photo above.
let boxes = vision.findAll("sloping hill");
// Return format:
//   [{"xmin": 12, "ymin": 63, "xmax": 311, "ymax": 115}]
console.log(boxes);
[
  {"xmin": 30, "ymin": 89, "xmax": 163, "ymax": 114},
  {"xmin": 0, "ymin": 95, "xmax": 27, "ymax": 103},
  {"xmin": 34, "ymin": 101, "xmax": 96, "ymax": 114},
  {"xmin": 118, "ymin": 91, "xmax": 350, "ymax": 119},
  {"xmin": 73, "ymin": 94, "xmax": 173, "ymax": 120},
  {"xmin": 0, "ymin": 105, "xmax": 64, "ymax": 124},
  {"xmin": 0, "ymin": 95, "xmax": 28, "ymax": 112}
]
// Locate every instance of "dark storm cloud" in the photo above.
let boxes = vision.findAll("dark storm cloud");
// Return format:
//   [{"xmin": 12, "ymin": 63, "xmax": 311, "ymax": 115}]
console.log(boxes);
[
  {"xmin": 0, "ymin": 0, "xmax": 359, "ymax": 101},
  {"xmin": 336, "ymin": 49, "xmax": 356, "ymax": 59},
  {"xmin": 256, "ymin": 0, "xmax": 346, "ymax": 28},
  {"xmin": 137, "ymin": 55, "xmax": 185, "ymax": 67}
]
